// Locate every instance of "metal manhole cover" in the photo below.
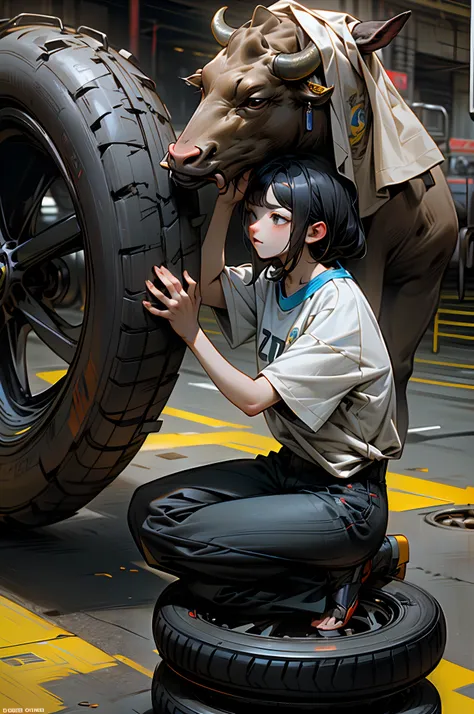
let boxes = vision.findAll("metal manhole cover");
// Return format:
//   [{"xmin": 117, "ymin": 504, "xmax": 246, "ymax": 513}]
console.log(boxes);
[{"xmin": 425, "ymin": 505, "xmax": 474, "ymax": 530}]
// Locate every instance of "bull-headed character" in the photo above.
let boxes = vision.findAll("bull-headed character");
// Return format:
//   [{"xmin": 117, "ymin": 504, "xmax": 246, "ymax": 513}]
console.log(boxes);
[
  {"xmin": 165, "ymin": 3, "xmax": 458, "ymax": 446},
  {"xmin": 165, "ymin": 4, "xmax": 407, "ymax": 187},
  {"xmin": 167, "ymin": 5, "xmax": 335, "ymax": 187}
]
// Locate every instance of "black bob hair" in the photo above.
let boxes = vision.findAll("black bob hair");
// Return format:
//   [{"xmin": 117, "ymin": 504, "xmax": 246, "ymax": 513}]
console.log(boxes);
[{"xmin": 239, "ymin": 154, "xmax": 366, "ymax": 285}]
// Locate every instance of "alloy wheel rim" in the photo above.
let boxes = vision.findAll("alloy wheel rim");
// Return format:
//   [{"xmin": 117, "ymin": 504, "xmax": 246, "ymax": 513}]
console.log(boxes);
[
  {"xmin": 0, "ymin": 107, "xmax": 86, "ymax": 443},
  {"xmin": 197, "ymin": 593, "xmax": 396, "ymax": 639}
]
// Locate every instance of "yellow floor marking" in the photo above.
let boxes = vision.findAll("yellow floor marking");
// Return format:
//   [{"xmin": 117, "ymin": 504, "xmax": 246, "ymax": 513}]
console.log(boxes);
[
  {"xmin": 0, "ymin": 639, "xmax": 116, "ymax": 711},
  {"xmin": 161, "ymin": 406, "xmax": 251, "ymax": 430},
  {"xmin": 37, "ymin": 369, "xmax": 474, "ymax": 410},
  {"xmin": 141, "ymin": 430, "xmax": 278, "ymax": 453},
  {"xmin": 411, "ymin": 376, "xmax": 474, "ymax": 391},
  {"xmin": 415, "ymin": 357, "xmax": 474, "ymax": 370},
  {"xmin": 203, "ymin": 329, "xmax": 222, "ymax": 336},
  {"xmin": 0, "ymin": 595, "xmax": 71, "ymax": 647},
  {"xmin": 113, "ymin": 654, "xmax": 153, "ymax": 678},
  {"xmin": 386, "ymin": 472, "xmax": 472, "ymax": 505},
  {"xmin": 386, "ymin": 491, "xmax": 444, "ymax": 511},
  {"xmin": 222, "ymin": 442, "xmax": 264, "ymax": 455},
  {"xmin": 35, "ymin": 370, "xmax": 473, "ymax": 510},
  {"xmin": 36, "ymin": 371, "xmax": 251, "ymax": 430},
  {"xmin": 0, "ymin": 596, "xmax": 155, "ymax": 712},
  {"xmin": 200, "ymin": 317, "xmax": 218, "ymax": 324},
  {"xmin": 141, "ymin": 430, "xmax": 474, "ymax": 512},
  {"xmin": 2, "ymin": 592, "xmax": 469, "ymax": 714},
  {"xmin": 429, "ymin": 659, "xmax": 474, "ymax": 714},
  {"xmin": 0, "ymin": 597, "xmax": 117, "ymax": 711}
]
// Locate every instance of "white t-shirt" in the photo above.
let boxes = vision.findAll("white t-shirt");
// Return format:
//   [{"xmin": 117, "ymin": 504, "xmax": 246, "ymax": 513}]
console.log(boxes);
[{"xmin": 212, "ymin": 264, "xmax": 401, "ymax": 479}]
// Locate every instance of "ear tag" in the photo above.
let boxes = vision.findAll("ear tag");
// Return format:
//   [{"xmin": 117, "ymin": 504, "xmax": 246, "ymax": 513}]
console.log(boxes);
[
  {"xmin": 307, "ymin": 81, "xmax": 327, "ymax": 95},
  {"xmin": 306, "ymin": 102, "xmax": 313, "ymax": 131}
]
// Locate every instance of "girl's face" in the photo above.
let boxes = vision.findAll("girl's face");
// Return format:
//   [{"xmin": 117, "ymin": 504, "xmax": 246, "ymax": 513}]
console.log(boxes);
[{"xmin": 246, "ymin": 186, "xmax": 292, "ymax": 261}]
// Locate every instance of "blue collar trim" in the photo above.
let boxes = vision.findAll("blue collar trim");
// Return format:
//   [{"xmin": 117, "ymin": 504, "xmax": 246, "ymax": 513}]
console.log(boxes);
[{"xmin": 276, "ymin": 267, "xmax": 353, "ymax": 311}]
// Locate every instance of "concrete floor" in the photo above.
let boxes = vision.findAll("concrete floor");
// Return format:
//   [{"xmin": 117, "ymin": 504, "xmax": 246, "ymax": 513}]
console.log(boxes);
[{"xmin": 1, "ymin": 282, "xmax": 474, "ymax": 713}]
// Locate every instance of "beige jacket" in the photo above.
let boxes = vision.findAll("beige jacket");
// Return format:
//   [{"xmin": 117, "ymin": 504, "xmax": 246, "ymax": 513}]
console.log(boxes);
[{"xmin": 269, "ymin": 1, "xmax": 444, "ymax": 217}]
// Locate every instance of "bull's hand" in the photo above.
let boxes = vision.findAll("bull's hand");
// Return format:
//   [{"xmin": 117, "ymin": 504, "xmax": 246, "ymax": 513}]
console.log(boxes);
[
  {"xmin": 218, "ymin": 169, "xmax": 252, "ymax": 207},
  {"xmin": 143, "ymin": 266, "xmax": 201, "ymax": 345}
]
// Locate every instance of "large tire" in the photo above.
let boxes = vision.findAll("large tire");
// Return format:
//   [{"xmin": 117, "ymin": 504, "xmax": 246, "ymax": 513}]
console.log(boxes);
[
  {"xmin": 153, "ymin": 580, "xmax": 446, "ymax": 705},
  {"xmin": 0, "ymin": 16, "xmax": 202, "ymax": 527},
  {"xmin": 151, "ymin": 663, "xmax": 442, "ymax": 714}
]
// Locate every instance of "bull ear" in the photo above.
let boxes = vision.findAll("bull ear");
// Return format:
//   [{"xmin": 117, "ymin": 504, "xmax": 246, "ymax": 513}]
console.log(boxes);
[
  {"xmin": 295, "ymin": 81, "xmax": 334, "ymax": 106},
  {"xmin": 182, "ymin": 69, "xmax": 202, "ymax": 88},
  {"xmin": 352, "ymin": 11, "xmax": 411, "ymax": 53},
  {"xmin": 250, "ymin": 5, "xmax": 281, "ymax": 32}
]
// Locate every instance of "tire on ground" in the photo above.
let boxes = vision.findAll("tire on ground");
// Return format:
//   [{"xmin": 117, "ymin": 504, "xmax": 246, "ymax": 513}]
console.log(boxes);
[
  {"xmin": 153, "ymin": 579, "xmax": 446, "ymax": 705},
  {"xmin": 151, "ymin": 663, "xmax": 442, "ymax": 714},
  {"xmin": 0, "ymin": 19, "xmax": 204, "ymax": 527}
]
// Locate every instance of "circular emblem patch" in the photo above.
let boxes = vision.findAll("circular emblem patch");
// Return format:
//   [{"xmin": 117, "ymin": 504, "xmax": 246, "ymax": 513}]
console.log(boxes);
[
  {"xmin": 287, "ymin": 327, "xmax": 299, "ymax": 345},
  {"xmin": 350, "ymin": 103, "xmax": 367, "ymax": 146}
]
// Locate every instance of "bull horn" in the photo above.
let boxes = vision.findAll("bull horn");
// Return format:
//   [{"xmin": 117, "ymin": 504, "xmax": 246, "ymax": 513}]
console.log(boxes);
[
  {"xmin": 273, "ymin": 42, "xmax": 321, "ymax": 81},
  {"xmin": 211, "ymin": 7, "xmax": 237, "ymax": 47}
]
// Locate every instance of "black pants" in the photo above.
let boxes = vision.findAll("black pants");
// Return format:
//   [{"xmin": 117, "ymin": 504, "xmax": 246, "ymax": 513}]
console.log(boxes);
[{"xmin": 128, "ymin": 447, "xmax": 388, "ymax": 591}]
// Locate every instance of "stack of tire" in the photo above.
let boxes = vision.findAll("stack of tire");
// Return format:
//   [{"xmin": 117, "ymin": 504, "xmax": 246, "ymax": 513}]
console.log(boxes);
[{"xmin": 151, "ymin": 577, "xmax": 446, "ymax": 714}]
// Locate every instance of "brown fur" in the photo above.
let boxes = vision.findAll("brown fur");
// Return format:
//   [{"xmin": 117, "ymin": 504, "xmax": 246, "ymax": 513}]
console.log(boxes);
[
  {"xmin": 168, "ymin": 8, "xmax": 410, "ymax": 186},
  {"xmin": 169, "ymin": 11, "xmax": 332, "ymax": 184}
]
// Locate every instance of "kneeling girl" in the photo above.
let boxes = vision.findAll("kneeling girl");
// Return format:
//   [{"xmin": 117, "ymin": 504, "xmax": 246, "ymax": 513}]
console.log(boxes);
[{"xmin": 129, "ymin": 155, "xmax": 402, "ymax": 631}]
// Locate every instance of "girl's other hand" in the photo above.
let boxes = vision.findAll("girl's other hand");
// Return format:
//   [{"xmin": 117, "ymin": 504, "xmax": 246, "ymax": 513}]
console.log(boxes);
[
  {"xmin": 218, "ymin": 170, "xmax": 252, "ymax": 207},
  {"xmin": 143, "ymin": 266, "xmax": 201, "ymax": 345}
]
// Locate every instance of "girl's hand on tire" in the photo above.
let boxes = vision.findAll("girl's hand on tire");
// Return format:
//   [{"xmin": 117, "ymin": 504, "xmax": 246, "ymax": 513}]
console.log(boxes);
[{"xmin": 143, "ymin": 266, "xmax": 201, "ymax": 345}]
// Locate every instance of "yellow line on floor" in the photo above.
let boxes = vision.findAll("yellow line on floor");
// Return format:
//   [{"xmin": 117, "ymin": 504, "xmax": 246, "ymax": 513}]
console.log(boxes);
[
  {"xmin": 142, "ymin": 430, "xmax": 277, "ymax": 452},
  {"xmin": 0, "ymin": 597, "xmax": 115, "ymax": 711},
  {"xmin": 140, "ymin": 430, "xmax": 473, "ymax": 511},
  {"xmin": 113, "ymin": 653, "xmax": 154, "ymax": 678},
  {"xmin": 0, "ymin": 595, "xmax": 156, "ymax": 712},
  {"xmin": 36, "ymin": 369, "xmax": 473, "ymax": 507},
  {"xmin": 0, "ymin": 595, "xmax": 71, "ymax": 648},
  {"xmin": 411, "ymin": 376, "xmax": 474, "ymax": 391},
  {"xmin": 35, "ymin": 367, "xmax": 472, "ymax": 504},
  {"xmin": 429, "ymin": 660, "xmax": 474, "ymax": 714},
  {"xmin": 162, "ymin": 407, "xmax": 251, "ymax": 430},
  {"xmin": 0, "ymin": 590, "xmax": 472, "ymax": 714},
  {"xmin": 35, "ymin": 372, "xmax": 251, "ymax": 430},
  {"xmin": 386, "ymin": 491, "xmax": 444, "ymax": 511},
  {"xmin": 38, "ymin": 369, "xmax": 474, "ymax": 406},
  {"xmin": 0, "ymin": 595, "xmax": 472, "ymax": 714},
  {"xmin": 222, "ymin": 442, "xmax": 264, "ymax": 455},
  {"xmin": 386, "ymin": 472, "xmax": 474, "ymax": 505},
  {"xmin": 415, "ymin": 357, "xmax": 474, "ymax": 370}
]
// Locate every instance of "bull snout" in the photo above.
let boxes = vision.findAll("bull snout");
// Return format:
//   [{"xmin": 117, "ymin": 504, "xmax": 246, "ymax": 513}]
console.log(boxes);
[{"xmin": 168, "ymin": 141, "xmax": 218, "ymax": 174}]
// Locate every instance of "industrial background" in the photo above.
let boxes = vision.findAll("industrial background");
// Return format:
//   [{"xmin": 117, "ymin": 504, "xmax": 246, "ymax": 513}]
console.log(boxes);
[{"xmin": 1, "ymin": 0, "xmax": 471, "ymax": 137}]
